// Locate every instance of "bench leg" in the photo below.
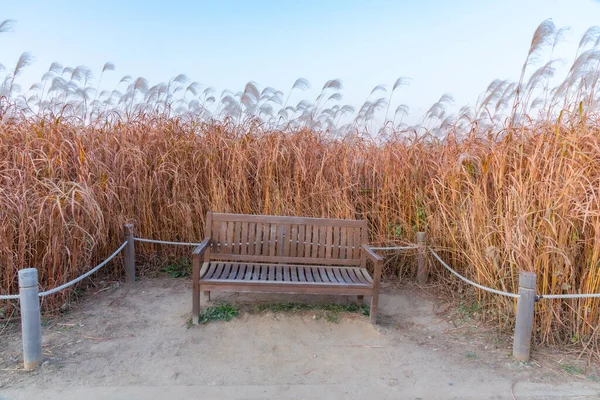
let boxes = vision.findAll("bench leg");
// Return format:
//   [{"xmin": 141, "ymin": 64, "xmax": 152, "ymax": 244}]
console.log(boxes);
[
  {"xmin": 357, "ymin": 295, "xmax": 364, "ymax": 306},
  {"xmin": 192, "ymin": 284, "xmax": 200, "ymax": 325},
  {"xmin": 203, "ymin": 291, "xmax": 211, "ymax": 303},
  {"xmin": 369, "ymin": 293, "xmax": 379, "ymax": 324}
]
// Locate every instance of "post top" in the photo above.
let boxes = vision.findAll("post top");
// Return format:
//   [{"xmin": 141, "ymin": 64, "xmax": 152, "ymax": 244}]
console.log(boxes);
[
  {"xmin": 18, "ymin": 268, "xmax": 38, "ymax": 287},
  {"xmin": 518, "ymin": 271, "xmax": 537, "ymax": 289},
  {"xmin": 124, "ymin": 223, "xmax": 134, "ymax": 236}
]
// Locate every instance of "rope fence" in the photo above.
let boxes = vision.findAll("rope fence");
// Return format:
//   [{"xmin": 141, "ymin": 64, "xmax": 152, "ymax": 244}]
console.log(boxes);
[
  {"xmin": 134, "ymin": 237, "xmax": 201, "ymax": 246},
  {"xmin": 428, "ymin": 247, "xmax": 600, "ymax": 301},
  {"xmin": 38, "ymin": 241, "xmax": 127, "ymax": 297},
  {"xmin": 0, "ymin": 241, "xmax": 128, "ymax": 301},
  {"xmin": 427, "ymin": 244, "xmax": 600, "ymax": 362},
  {"xmin": 7, "ymin": 224, "xmax": 600, "ymax": 369},
  {"xmin": 0, "ymin": 293, "xmax": 20, "ymax": 300},
  {"xmin": 537, "ymin": 293, "xmax": 600, "ymax": 300},
  {"xmin": 370, "ymin": 245, "xmax": 418, "ymax": 251},
  {"xmin": 428, "ymin": 248, "xmax": 520, "ymax": 299}
]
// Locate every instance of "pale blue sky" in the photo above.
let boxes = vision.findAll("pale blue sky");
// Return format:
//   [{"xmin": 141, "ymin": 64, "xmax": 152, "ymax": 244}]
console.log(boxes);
[{"xmin": 2, "ymin": 0, "xmax": 600, "ymax": 121}]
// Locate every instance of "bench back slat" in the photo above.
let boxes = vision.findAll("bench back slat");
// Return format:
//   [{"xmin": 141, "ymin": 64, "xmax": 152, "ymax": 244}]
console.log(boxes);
[{"xmin": 205, "ymin": 212, "xmax": 367, "ymax": 266}]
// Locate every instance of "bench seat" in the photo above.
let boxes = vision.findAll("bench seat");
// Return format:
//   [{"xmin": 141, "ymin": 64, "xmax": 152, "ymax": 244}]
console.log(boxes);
[{"xmin": 200, "ymin": 262, "xmax": 373, "ymax": 292}]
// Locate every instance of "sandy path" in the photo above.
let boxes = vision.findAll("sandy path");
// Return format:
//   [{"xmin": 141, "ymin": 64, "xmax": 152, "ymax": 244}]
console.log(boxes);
[{"xmin": 1, "ymin": 278, "xmax": 599, "ymax": 399}]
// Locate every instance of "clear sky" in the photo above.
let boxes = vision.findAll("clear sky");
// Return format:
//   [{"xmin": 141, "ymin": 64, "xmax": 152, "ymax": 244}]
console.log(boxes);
[{"xmin": 2, "ymin": 0, "xmax": 600, "ymax": 122}]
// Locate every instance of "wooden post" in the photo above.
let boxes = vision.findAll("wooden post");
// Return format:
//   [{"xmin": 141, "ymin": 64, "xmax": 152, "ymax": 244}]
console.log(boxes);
[
  {"xmin": 513, "ymin": 271, "xmax": 536, "ymax": 362},
  {"xmin": 192, "ymin": 248, "xmax": 201, "ymax": 324},
  {"xmin": 416, "ymin": 232, "xmax": 427, "ymax": 285},
  {"xmin": 124, "ymin": 224, "xmax": 135, "ymax": 283},
  {"xmin": 18, "ymin": 268, "xmax": 42, "ymax": 370}
]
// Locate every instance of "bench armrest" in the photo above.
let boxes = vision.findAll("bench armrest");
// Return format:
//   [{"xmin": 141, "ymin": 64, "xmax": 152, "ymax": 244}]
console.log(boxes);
[
  {"xmin": 363, "ymin": 244, "xmax": 383, "ymax": 289},
  {"xmin": 193, "ymin": 238, "xmax": 211, "ymax": 258},
  {"xmin": 192, "ymin": 238, "xmax": 212, "ymax": 282},
  {"xmin": 363, "ymin": 244, "xmax": 383, "ymax": 264}
]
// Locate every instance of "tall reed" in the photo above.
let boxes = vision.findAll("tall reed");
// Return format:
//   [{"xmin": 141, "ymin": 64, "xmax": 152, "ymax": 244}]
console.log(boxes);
[{"xmin": 1, "ymin": 113, "xmax": 600, "ymax": 351}]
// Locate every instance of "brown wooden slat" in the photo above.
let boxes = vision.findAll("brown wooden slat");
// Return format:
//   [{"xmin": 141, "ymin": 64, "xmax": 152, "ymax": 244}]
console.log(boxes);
[
  {"xmin": 211, "ymin": 213, "xmax": 365, "ymax": 227},
  {"xmin": 312, "ymin": 266, "xmax": 322, "ymax": 282},
  {"xmin": 260, "ymin": 223, "xmax": 270, "ymax": 256},
  {"xmin": 351, "ymin": 268, "xmax": 368, "ymax": 284},
  {"xmin": 319, "ymin": 226, "xmax": 327, "ymax": 258},
  {"xmin": 219, "ymin": 222, "xmax": 227, "ymax": 253},
  {"xmin": 269, "ymin": 224, "xmax": 281, "ymax": 256},
  {"xmin": 203, "ymin": 263, "xmax": 217, "ymax": 279},
  {"xmin": 325, "ymin": 267, "xmax": 338, "ymax": 283},
  {"xmin": 263, "ymin": 224, "xmax": 277, "ymax": 257},
  {"xmin": 359, "ymin": 268, "xmax": 373, "ymax": 283},
  {"xmin": 236, "ymin": 264, "xmax": 247, "ymax": 280},
  {"xmin": 347, "ymin": 228, "xmax": 354, "ymax": 260},
  {"xmin": 336, "ymin": 226, "xmax": 347, "ymax": 260},
  {"xmin": 201, "ymin": 262, "xmax": 372, "ymax": 286},
  {"xmin": 254, "ymin": 223, "xmax": 263, "ymax": 256},
  {"xmin": 204, "ymin": 211, "xmax": 214, "ymax": 238},
  {"xmin": 275, "ymin": 223, "xmax": 283, "ymax": 256},
  {"xmin": 282, "ymin": 224, "xmax": 291, "ymax": 256},
  {"xmin": 224, "ymin": 222, "xmax": 233, "ymax": 253},
  {"xmin": 256, "ymin": 265, "xmax": 263, "ymax": 280},
  {"xmin": 274, "ymin": 224, "xmax": 282, "ymax": 256},
  {"xmin": 298, "ymin": 225, "xmax": 306, "ymax": 257},
  {"xmin": 353, "ymin": 228, "xmax": 361, "ymax": 259},
  {"xmin": 201, "ymin": 282, "xmax": 373, "ymax": 296},
  {"xmin": 211, "ymin": 221, "xmax": 221, "ymax": 253},
  {"xmin": 346, "ymin": 268, "xmax": 362, "ymax": 284},
  {"xmin": 340, "ymin": 227, "xmax": 348, "ymax": 260},
  {"xmin": 209, "ymin": 253, "xmax": 362, "ymax": 266},
  {"xmin": 233, "ymin": 222, "xmax": 241, "ymax": 254},
  {"xmin": 213, "ymin": 262, "xmax": 225, "ymax": 279},
  {"xmin": 332, "ymin": 268, "xmax": 345, "ymax": 283},
  {"xmin": 238, "ymin": 222, "xmax": 248, "ymax": 254},
  {"xmin": 303, "ymin": 225, "xmax": 312, "ymax": 258},
  {"xmin": 240, "ymin": 222, "xmax": 249, "ymax": 255},
  {"xmin": 325, "ymin": 226, "xmax": 333, "ymax": 258},
  {"xmin": 247, "ymin": 222, "xmax": 255, "ymax": 256},
  {"xmin": 228, "ymin": 264, "xmax": 239, "ymax": 280},
  {"xmin": 332, "ymin": 226, "xmax": 340, "ymax": 259},
  {"xmin": 289, "ymin": 225, "xmax": 298, "ymax": 257},
  {"xmin": 339, "ymin": 268, "xmax": 353, "ymax": 284},
  {"xmin": 317, "ymin": 267, "xmax": 329, "ymax": 282},
  {"xmin": 221, "ymin": 263, "xmax": 232, "ymax": 279},
  {"xmin": 311, "ymin": 225, "xmax": 320, "ymax": 258},
  {"xmin": 268, "ymin": 264, "xmax": 275, "ymax": 281},
  {"xmin": 205, "ymin": 276, "xmax": 367, "ymax": 287},
  {"xmin": 244, "ymin": 264, "xmax": 254, "ymax": 280},
  {"xmin": 304, "ymin": 267, "xmax": 314, "ymax": 282}
]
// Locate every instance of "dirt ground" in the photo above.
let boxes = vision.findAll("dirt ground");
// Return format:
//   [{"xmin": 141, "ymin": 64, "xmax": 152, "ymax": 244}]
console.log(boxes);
[{"xmin": 1, "ymin": 278, "xmax": 600, "ymax": 400}]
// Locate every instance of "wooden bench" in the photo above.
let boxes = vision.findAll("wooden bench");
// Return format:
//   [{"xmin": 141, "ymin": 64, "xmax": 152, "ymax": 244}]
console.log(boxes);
[{"xmin": 192, "ymin": 212, "xmax": 383, "ymax": 324}]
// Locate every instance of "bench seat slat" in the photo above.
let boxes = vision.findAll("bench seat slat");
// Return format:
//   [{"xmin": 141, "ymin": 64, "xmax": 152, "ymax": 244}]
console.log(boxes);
[
  {"xmin": 213, "ymin": 263, "xmax": 225, "ymax": 279},
  {"xmin": 199, "ymin": 262, "xmax": 372, "ymax": 287},
  {"xmin": 311, "ymin": 267, "xmax": 321, "ymax": 282},
  {"xmin": 244, "ymin": 264, "xmax": 254, "ymax": 280},
  {"xmin": 325, "ymin": 267, "xmax": 338, "ymax": 283},
  {"xmin": 203, "ymin": 263, "xmax": 217, "ymax": 279}
]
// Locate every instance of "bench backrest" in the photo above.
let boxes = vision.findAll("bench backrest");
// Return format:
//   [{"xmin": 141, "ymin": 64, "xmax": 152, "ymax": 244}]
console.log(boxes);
[{"xmin": 204, "ymin": 212, "xmax": 368, "ymax": 267}]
